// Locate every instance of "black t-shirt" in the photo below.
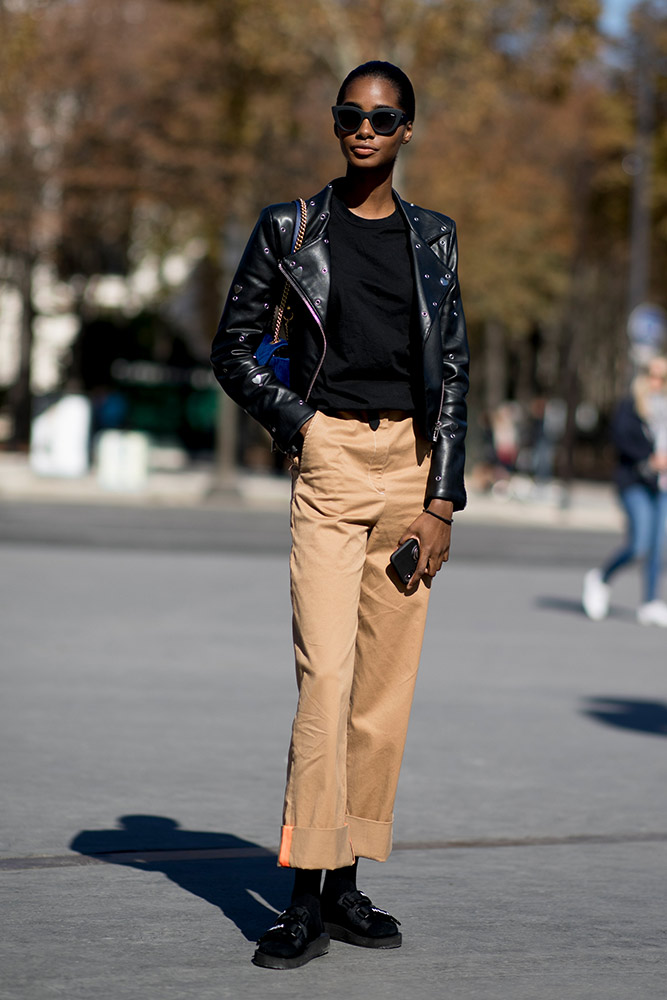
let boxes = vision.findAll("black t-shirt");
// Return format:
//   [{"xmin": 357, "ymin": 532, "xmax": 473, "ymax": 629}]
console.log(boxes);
[{"xmin": 308, "ymin": 191, "xmax": 417, "ymax": 412}]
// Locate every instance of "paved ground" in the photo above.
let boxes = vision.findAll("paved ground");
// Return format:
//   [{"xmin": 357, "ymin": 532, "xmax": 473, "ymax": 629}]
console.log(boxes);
[
  {"xmin": 0, "ymin": 452, "xmax": 626, "ymax": 533},
  {"xmin": 1, "ymin": 506, "xmax": 666, "ymax": 999},
  {"xmin": 0, "ymin": 499, "xmax": 623, "ymax": 567}
]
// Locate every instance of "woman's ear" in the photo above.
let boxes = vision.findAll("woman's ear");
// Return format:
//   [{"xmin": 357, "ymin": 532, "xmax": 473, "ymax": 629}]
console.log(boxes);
[{"xmin": 401, "ymin": 121, "xmax": 413, "ymax": 145}]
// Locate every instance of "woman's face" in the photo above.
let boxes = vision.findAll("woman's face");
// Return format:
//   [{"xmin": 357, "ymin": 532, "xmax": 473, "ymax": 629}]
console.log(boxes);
[
  {"xmin": 647, "ymin": 358, "xmax": 667, "ymax": 391},
  {"xmin": 335, "ymin": 75, "xmax": 412, "ymax": 171}
]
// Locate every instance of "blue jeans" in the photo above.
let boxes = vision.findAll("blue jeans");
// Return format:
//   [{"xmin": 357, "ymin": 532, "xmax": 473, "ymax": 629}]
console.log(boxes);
[{"xmin": 603, "ymin": 485, "xmax": 667, "ymax": 602}]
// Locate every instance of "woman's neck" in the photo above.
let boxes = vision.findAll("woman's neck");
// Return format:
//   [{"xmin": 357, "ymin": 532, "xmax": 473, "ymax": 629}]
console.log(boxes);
[{"xmin": 338, "ymin": 167, "xmax": 396, "ymax": 219}]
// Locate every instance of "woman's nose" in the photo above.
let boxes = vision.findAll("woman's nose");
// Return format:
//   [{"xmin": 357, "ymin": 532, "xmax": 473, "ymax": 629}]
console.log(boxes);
[{"xmin": 356, "ymin": 116, "xmax": 374, "ymax": 137}]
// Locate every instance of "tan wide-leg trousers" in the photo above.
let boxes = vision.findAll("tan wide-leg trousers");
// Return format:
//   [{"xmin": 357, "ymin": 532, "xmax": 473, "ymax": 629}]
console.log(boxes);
[{"xmin": 279, "ymin": 410, "xmax": 432, "ymax": 870}]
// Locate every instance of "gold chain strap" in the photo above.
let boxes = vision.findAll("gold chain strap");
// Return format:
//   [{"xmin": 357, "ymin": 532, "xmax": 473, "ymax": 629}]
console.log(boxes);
[{"xmin": 271, "ymin": 198, "xmax": 308, "ymax": 344}]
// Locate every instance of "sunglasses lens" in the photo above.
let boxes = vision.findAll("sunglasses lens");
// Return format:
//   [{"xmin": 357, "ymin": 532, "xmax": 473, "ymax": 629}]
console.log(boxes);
[
  {"xmin": 336, "ymin": 108, "xmax": 362, "ymax": 131},
  {"xmin": 333, "ymin": 106, "xmax": 405, "ymax": 134},
  {"xmin": 372, "ymin": 110, "xmax": 400, "ymax": 133}
]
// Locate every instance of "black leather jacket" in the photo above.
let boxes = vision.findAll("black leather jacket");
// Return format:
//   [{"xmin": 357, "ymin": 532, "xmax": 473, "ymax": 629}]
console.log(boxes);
[{"xmin": 211, "ymin": 181, "xmax": 469, "ymax": 509}]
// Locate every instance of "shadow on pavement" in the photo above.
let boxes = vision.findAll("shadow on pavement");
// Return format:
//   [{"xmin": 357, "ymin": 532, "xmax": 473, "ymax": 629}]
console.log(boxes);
[
  {"xmin": 536, "ymin": 596, "xmax": 636, "ymax": 622},
  {"xmin": 581, "ymin": 697, "xmax": 667, "ymax": 737},
  {"xmin": 69, "ymin": 815, "xmax": 287, "ymax": 941},
  {"xmin": 535, "ymin": 596, "xmax": 586, "ymax": 616}
]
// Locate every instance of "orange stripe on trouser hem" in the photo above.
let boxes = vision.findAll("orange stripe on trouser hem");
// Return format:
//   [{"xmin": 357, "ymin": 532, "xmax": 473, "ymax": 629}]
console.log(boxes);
[{"xmin": 278, "ymin": 825, "xmax": 294, "ymax": 867}]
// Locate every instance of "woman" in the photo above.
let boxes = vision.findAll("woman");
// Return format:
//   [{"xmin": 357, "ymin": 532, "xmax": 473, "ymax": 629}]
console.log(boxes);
[
  {"xmin": 211, "ymin": 61, "xmax": 469, "ymax": 969},
  {"xmin": 583, "ymin": 356, "xmax": 667, "ymax": 626}
]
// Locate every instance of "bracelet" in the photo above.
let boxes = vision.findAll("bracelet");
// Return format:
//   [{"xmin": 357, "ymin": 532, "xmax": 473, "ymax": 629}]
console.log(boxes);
[{"xmin": 423, "ymin": 508, "xmax": 453, "ymax": 526}]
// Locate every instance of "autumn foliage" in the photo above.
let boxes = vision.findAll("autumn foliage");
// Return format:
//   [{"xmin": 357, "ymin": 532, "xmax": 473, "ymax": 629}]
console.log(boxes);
[{"xmin": 1, "ymin": 0, "xmax": 666, "ymax": 455}]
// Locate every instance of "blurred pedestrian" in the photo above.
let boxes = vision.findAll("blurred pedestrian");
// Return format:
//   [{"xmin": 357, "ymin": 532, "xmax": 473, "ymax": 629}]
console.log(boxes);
[
  {"xmin": 583, "ymin": 356, "xmax": 667, "ymax": 626},
  {"xmin": 211, "ymin": 62, "xmax": 469, "ymax": 968},
  {"xmin": 490, "ymin": 401, "xmax": 521, "ymax": 473}
]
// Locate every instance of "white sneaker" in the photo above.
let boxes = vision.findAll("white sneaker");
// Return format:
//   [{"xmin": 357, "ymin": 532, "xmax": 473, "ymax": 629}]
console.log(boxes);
[
  {"xmin": 582, "ymin": 569, "xmax": 610, "ymax": 621},
  {"xmin": 637, "ymin": 600, "xmax": 667, "ymax": 627}
]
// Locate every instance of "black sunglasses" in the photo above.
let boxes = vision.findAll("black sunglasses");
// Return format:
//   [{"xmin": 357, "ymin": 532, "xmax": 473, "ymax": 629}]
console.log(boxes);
[{"xmin": 331, "ymin": 105, "xmax": 409, "ymax": 136}]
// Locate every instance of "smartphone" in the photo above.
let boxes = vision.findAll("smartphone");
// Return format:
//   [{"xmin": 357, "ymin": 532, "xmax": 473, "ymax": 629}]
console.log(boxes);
[{"xmin": 390, "ymin": 538, "xmax": 420, "ymax": 585}]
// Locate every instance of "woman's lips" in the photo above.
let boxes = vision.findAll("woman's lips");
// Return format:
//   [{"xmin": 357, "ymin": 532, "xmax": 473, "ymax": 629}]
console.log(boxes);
[{"xmin": 351, "ymin": 145, "xmax": 377, "ymax": 157}]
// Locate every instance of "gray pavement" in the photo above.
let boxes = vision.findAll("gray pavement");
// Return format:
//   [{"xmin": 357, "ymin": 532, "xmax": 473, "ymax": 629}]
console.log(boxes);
[
  {"xmin": 0, "ymin": 499, "xmax": 624, "ymax": 568},
  {"xmin": 0, "ymin": 451, "xmax": 627, "ymax": 533},
  {"xmin": 1, "ymin": 520, "xmax": 666, "ymax": 999}
]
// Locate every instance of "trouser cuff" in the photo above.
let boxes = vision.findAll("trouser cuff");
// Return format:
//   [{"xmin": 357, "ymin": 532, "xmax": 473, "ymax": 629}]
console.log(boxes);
[
  {"xmin": 346, "ymin": 813, "xmax": 393, "ymax": 862},
  {"xmin": 278, "ymin": 824, "xmax": 355, "ymax": 869}
]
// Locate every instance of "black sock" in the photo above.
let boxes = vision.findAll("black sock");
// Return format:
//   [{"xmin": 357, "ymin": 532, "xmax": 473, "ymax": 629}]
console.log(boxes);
[
  {"xmin": 290, "ymin": 868, "xmax": 323, "ymax": 921},
  {"xmin": 322, "ymin": 859, "xmax": 358, "ymax": 901}
]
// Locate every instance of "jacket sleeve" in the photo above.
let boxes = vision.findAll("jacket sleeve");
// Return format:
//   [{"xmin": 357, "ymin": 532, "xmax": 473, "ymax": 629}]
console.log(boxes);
[
  {"xmin": 425, "ymin": 223, "xmax": 470, "ymax": 511},
  {"xmin": 610, "ymin": 399, "xmax": 653, "ymax": 464},
  {"xmin": 210, "ymin": 206, "xmax": 316, "ymax": 454}
]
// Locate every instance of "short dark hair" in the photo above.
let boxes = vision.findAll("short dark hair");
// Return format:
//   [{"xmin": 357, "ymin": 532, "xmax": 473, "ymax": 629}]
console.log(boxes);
[{"xmin": 336, "ymin": 61, "xmax": 416, "ymax": 121}]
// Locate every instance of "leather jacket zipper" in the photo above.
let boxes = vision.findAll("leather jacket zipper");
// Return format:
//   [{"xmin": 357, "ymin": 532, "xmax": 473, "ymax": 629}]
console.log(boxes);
[
  {"xmin": 278, "ymin": 261, "xmax": 327, "ymax": 401},
  {"xmin": 432, "ymin": 380, "xmax": 445, "ymax": 441}
]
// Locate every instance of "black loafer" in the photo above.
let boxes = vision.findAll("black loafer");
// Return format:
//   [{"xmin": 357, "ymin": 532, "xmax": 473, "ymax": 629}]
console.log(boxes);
[
  {"xmin": 322, "ymin": 889, "xmax": 402, "ymax": 949},
  {"xmin": 252, "ymin": 904, "xmax": 330, "ymax": 970}
]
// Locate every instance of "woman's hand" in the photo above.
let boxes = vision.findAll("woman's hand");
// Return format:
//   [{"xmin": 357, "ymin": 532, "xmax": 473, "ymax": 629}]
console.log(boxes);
[
  {"xmin": 649, "ymin": 452, "xmax": 667, "ymax": 473},
  {"xmin": 397, "ymin": 499, "xmax": 453, "ymax": 590}
]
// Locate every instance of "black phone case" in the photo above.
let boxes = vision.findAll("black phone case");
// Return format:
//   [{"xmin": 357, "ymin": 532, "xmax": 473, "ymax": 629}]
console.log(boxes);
[{"xmin": 390, "ymin": 538, "xmax": 420, "ymax": 584}]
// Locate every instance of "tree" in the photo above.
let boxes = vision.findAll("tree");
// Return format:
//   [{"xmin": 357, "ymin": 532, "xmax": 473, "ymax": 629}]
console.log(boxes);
[{"xmin": 2, "ymin": 0, "xmax": 666, "ymax": 476}]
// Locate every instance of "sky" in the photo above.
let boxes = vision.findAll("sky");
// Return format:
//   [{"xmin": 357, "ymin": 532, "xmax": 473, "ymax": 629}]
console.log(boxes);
[{"xmin": 600, "ymin": 0, "xmax": 638, "ymax": 35}]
